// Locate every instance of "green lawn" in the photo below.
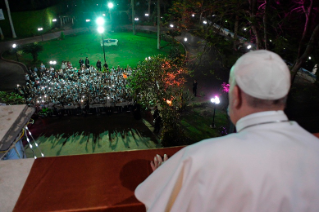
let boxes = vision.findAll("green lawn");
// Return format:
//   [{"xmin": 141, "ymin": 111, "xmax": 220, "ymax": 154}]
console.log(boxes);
[
  {"xmin": 5, "ymin": 31, "xmax": 183, "ymax": 69},
  {"xmin": 181, "ymin": 102, "xmax": 229, "ymax": 144}
]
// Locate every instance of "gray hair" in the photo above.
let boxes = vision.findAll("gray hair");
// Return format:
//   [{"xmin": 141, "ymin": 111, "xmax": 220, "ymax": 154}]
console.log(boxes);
[{"xmin": 243, "ymin": 92, "xmax": 287, "ymax": 109}]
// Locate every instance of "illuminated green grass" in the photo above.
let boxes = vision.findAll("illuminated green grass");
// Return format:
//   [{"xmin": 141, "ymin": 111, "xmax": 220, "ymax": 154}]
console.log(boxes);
[{"xmin": 5, "ymin": 31, "xmax": 183, "ymax": 68}]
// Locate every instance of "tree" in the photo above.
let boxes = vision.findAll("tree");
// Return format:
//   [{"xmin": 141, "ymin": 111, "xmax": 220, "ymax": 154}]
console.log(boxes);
[
  {"xmin": 127, "ymin": 55, "xmax": 189, "ymax": 146},
  {"xmin": 22, "ymin": 42, "xmax": 43, "ymax": 62}
]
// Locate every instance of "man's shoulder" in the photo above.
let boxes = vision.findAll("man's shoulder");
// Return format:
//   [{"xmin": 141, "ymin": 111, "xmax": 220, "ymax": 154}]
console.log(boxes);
[{"xmin": 184, "ymin": 134, "xmax": 241, "ymax": 157}]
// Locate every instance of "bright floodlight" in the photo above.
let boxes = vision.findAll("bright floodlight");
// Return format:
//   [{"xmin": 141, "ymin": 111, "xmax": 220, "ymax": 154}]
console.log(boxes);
[
  {"xmin": 134, "ymin": 17, "xmax": 139, "ymax": 21},
  {"xmin": 184, "ymin": 37, "xmax": 188, "ymax": 42},
  {"xmin": 170, "ymin": 24, "xmax": 174, "ymax": 28},
  {"xmin": 211, "ymin": 96, "xmax": 220, "ymax": 104},
  {"xmin": 192, "ymin": 14, "xmax": 195, "ymax": 17},
  {"xmin": 49, "ymin": 60, "xmax": 56, "ymax": 65},
  {"xmin": 244, "ymin": 28, "xmax": 247, "ymax": 31},
  {"xmin": 309, "ymin": 56, "xmax": 312, "ymax": 60},
  {"xmin": 12, "ymin": 43, "xmax": 17, "ymax": 48},
  {"xmin": 203, "ymin": 20, "xmax": 207, "ymax": 24},
  {"xmin": 97, "ymin": 26, "xmax": 105, "ymax": 33},
  {"xmin": 247, "ymin": 45, "xmax": 252, "ymax": 49},
  {"xmin": 96, "ymin": 17, "xmax": 105, "ymax": 26},
  {"xmin": 38, "ymin": 27, "xmax": 43, "ymax": 31},
  {"xmin": 86, "ymin": 19, "xmax": 91, "ymax": 22},
  {"xmin": 108, "ymin": 2, "xmax": 114, "ymax": 9},
  {"xmin": 145, "ymin": 13, "xmax": 149, "ymax": 17},
  {"xmin": 52, "ymin": 19, "xmax": 57, "ymax": 22}
]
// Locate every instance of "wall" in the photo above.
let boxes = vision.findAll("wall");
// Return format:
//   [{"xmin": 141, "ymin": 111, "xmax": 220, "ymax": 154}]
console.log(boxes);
[{"xmin": 0, "ymin": 3, "xmax": 67, "ymax": 38}]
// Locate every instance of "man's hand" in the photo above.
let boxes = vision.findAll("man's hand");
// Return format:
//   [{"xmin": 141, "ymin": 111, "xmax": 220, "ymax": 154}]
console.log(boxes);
[{"xmin": 151, "ymin": 154, "xmax": 168, "ymax": 172}]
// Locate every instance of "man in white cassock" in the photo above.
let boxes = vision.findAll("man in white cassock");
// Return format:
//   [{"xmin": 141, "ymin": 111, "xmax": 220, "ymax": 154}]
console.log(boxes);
[{"xmin": 135, "ymin": 50, "xmax": 319, "ymax": 212}]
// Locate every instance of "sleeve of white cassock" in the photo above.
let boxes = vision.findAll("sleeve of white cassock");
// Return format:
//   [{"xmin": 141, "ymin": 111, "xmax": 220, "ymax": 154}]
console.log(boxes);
[{"xmin": 134, "ymin": 146, "xmax": 203, "ymax": 211}]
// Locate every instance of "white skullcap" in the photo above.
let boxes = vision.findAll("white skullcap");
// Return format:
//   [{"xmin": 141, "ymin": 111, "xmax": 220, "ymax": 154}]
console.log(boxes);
[{"xmin": 232, "ymin": 50, "xmax": 291, "ymax": 100}]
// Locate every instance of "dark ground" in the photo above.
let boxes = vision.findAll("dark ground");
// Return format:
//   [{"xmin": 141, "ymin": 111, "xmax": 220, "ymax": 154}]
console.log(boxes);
[{"xmin": 28, "ymin": 112, "xmax": 158, "ymax": 143}]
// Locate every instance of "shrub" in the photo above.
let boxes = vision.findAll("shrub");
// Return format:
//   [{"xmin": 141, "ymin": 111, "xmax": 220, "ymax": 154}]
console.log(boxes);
[{"xmin": 60, "ymin": 31, "xmax": 65, "ymax": 40}]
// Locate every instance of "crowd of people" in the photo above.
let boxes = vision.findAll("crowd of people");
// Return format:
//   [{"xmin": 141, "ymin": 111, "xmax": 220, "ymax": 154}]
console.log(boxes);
[{"xmin": 17, "ymin": 58, "xmax": 136, "ymax": 115}]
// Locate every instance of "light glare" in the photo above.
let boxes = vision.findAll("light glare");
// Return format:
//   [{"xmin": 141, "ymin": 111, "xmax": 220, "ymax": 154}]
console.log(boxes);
[
  {"xmin": 96, "ymin": 17, "xmax": 105, "ymax": 26},
  {"xmin": 108, "ymin": 2, "xmax": 114, "ymax": 9},
  {"xmin": 97, "ymin": 26, "xmax": 105, "ymax": 33}
]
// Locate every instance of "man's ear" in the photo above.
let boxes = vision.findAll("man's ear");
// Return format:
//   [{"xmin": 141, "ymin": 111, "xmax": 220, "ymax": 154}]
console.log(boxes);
[{"xmin": 234, "ymin": 85, "xmax": 242, "ymax": 109}]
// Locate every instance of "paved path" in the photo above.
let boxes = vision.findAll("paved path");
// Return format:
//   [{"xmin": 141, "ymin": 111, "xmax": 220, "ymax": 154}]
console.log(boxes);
[{"xmin": 0, "ymin": 60, "xmax": 25, "ymax": 92}]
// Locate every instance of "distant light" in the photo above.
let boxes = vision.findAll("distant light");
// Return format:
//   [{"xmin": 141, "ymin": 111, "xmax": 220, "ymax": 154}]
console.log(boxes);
[
  {"xmin": 247, "ymin": 45, "xmax": 252, "ymax": 49},
  {"xmin": 102, "ymin": 14, "xmax": 106, "ymax": 16},
  {"xmin": 170, "ymin": 24, "xmax": 174, "ymax": 28},
  {"xmin": 161, "ymin": 17, "xmax": 163, "ymax": 19},
  {"xmin": 225, "ymin": 20, "xmax": 228, "ymax": 22},
  {"xmin": 38, "ymin": 27, "xmax": 43, "ymax": 31},
  {"xmin": 145, "ymin": 13, "xmax": 149, "ymax": 17},
  {"xmin": 184, "ymin": 37, "xmax": 187, "ymax": 42},
  {"xmin": 96, "ymin": 4, "xmax": 98, "ymax": 6},
  {"xmin": 134, "ymin": 17, "xmax": 139, "ymax": 21},
  {"xmin": 269, "ymin": 39, "xmax": 272, "ymax": 42},
  {"xmin": 203, "ymin": 20, "xmax": 207, "ymax": 24},
  {"xmin": 243, "ymin": 28, "xmax": 247, "ymax": 31},
  {"xmin": 97, "ymin": 26, "xmax": 105, "ymax": 33},
  {"xmin": 96, "ymin": 17, "xmax": 105, "ymax": 26},
  {"xmin": 192, "ymin": 14, "xmax": 195, "ymax": 17},
  {"xmin": 108, "ymin": 2, "xmax": 114, "ymax": 9},
  {"xmin": 49, "ymin": 60, "xmax": 57, "ymax": 65},
  {"xmin": 12, "ymin": 43, "xmax": 17, "ymax": 48},
  {"xmin": 148, "ymin": 56, "xmax": 151, "ymax": 60},
  {"xmin": 52, "ymin": 19, "xmax": 57, "ymax": 22},
  {"xmin": 211, "ymin": 96, "xmax": 220, "ymax": 104},
  {"xmin": 86, "ymin": 19, "xmax": 91, "ymax": 22},
  {"xmin": 309, "ymin": 56, "xmax": 311, "ymax": 60},
  {"xmin": 212, "ymin": 14, "xmax": 215, "ymax": 17}
]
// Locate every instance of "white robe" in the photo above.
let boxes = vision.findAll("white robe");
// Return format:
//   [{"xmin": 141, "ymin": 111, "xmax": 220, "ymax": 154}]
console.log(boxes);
[{"xmin": 135, "ymin": 111, "xmax": 319, "ymax": 212}]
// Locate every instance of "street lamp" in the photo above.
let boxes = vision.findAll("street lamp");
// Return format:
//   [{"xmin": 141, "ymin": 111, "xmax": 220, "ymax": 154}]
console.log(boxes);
[
  {"xmin": 134, "ymin": 17, "xmax": 139, "ymax": 21},
  {"xmin": 145, "ymin": 13, "xmax": 149, "ymax": 17},
  {"xmin": 38, "ymin": 27, "xmax": 44, "ymax": 42},
  {"xmin": 210, "ymin": 95, "xmax": 220, "ymax": 128},
  {"xmin": 107, "ymin": 2, "xmax": 114, "ymax": 30},
  {"xmin": 97, "ymin": 17, "xmax": 106, "ymax": 64},
  {"xmin": 170, "ymin": 24, "xmax": 174, "ymax": 28},
  {"xmin": 12, "ymin": 43, "xmax": 19, "ymax": 61},
  {"xmin": 184, "ymin": 37, "xmax": 188, "ymax": 42},
  {"xmin": 52, "ymin": 19, "xmax": 57, "ymax": 22},
  {"xmin": 107, "ymin": 2, "xmax": 114, "ymax": 9},
  {"xmin": 96, "ymin": 17, "xmax": 105, "ymax": 25}
]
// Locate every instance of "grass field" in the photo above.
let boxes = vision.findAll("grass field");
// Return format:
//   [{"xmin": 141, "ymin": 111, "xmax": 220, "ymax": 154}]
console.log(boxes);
[
  {"xmin": 5, "ymin": 31, "xmax": 183, "ymax": 69},
  {"xmin": 181, "ymin": 101, "xmax": 229, "ymax": 144}
]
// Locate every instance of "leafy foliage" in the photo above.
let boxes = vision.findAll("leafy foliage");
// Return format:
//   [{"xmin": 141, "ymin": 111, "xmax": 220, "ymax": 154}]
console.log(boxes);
[
  {"xmin": 22, "ymin": 42, "xmax": 43, "ymax": 62},
  {"xmin": 60, "ymin": 31, "xmax": 65, "ymax": 40},
  {"xmin": 127, "ymin": 55, "xmax": 190, "ymax": 146},
  {"xmin": 0, "ymin": 91, "xmax": 25, "ymax": 105}
]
